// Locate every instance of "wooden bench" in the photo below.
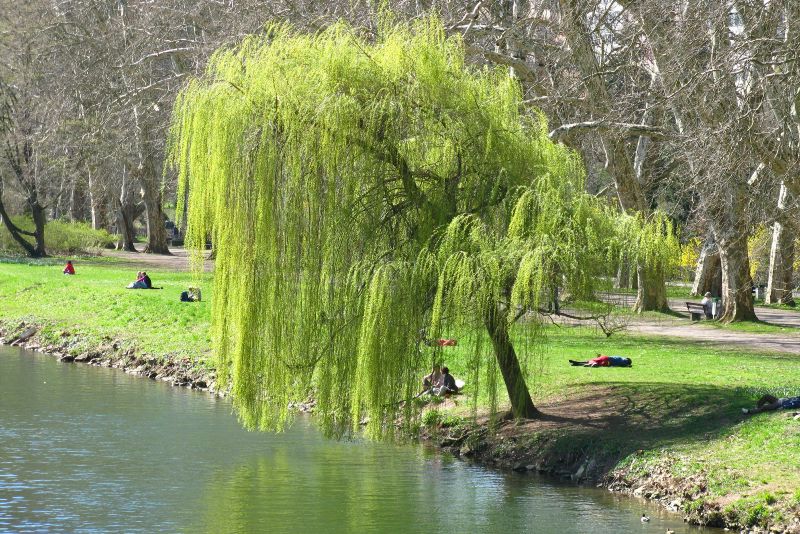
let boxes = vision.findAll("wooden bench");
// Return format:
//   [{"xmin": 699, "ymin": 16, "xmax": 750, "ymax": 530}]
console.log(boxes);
[{"xmin": 686, "ymin": 302, "xmax": 709, "ymax": 321}]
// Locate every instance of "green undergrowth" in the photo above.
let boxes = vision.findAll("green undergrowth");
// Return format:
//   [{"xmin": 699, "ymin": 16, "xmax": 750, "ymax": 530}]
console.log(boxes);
[{"xmin": 0, "ymin": 218, "xmax": 115, "ymax": 255}]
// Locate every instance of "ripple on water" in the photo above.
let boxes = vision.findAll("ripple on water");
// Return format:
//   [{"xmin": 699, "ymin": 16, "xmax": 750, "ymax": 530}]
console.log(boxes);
[{"xmin": 0, "ymin": 347, "xmax": 718, "ymax": 534}]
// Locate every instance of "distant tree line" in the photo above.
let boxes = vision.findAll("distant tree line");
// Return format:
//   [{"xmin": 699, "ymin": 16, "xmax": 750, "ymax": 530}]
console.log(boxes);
[{"xmin": 1, "ymin": 0, "xmax": 797, "ymax": 321}]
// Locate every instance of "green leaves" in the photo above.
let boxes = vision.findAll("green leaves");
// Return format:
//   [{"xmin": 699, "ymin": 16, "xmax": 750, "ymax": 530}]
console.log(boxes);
[{"xmin": 168, "ymin": 15, "xmax": 636, "ymax": 438}]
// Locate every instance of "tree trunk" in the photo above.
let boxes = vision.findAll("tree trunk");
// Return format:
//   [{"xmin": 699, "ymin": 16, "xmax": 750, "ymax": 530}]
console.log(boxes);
[
  {"xmin": 135, "ymin": 119, "xmax": 171, "ymax": 255},
  {"xmin": 615, "ymin": 257, "xmax": 630, "ymax": 289},
  {"xmin": 0, "ymin": 192, "xmax": 45, "ymax": 257},
  {"xmin": 116, "ymin": 200, "xmax": 138, "ymax": 252},
  {"xmin": 140, "ymin": 167, "xmax": 171, "ymax": 254},
  {"xmin": 88, "ymin": 168, "xmax": 108, "ymax": 231},
  {"xmin": 485, "ymin": 304, "xmax": 539, "ymax": 419},
  {"xmin": 766, "ymin": 184, "xmax": 795, "ymax": 305},
  {"xmin": 691, "ymin": 235, "xmax": 722, "ymax": 297},
  {"xmin": 30, "ymin": 200, "xmax": 47, "ymax": 256},
  {"xmin": 116, "ymin": 167, "xmax": 139, "ymax": 252},
  {"xmin": 635, "ymin": 264, "xmax": 669, "ymax": 312},
  {"xmin": 557, "ymin": 1, "xmax": 667, "ymax": 310},
  {"xmin": 716, "ymin": 229, "xmax": 757, "ymax": 322}
]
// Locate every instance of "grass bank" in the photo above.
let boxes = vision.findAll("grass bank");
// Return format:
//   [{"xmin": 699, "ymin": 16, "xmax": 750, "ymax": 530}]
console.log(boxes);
[{"xmin": 2, "ymin": 259, "xmax": 799, "ymax": 531}]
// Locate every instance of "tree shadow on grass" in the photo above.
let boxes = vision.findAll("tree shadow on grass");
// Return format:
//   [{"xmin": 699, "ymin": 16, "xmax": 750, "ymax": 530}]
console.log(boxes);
[{"xmin": 500, "ymin": 381, "xmax": 759, "ymax": 476}]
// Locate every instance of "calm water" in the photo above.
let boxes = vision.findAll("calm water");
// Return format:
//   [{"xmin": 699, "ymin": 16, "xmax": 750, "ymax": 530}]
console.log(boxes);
[{"xmin": 0, "ymin": 346, "xmax": 718, "ymax": 533}]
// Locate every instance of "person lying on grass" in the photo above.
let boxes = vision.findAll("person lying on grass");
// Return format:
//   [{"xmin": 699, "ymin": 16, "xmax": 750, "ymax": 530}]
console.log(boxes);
[
  {"xmin": 569, "ymin": 355, "xmax": 632, "ymax": 367},
  {"xmin": 742, "ymin": 394, "xmax": 800, "ymax": 414}
]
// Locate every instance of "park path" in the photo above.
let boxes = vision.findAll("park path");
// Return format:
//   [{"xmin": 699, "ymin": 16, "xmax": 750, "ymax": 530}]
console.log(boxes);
[
  {"xmin": 89, "ymin": 252, "xmax": 800, "ymax": 355},
  {"xmin": 95, "ymin": 247, "xmax": 213, "ymax": 272},
  {"xmin": 608, "ymin": 295, "xmax": 800, "ymax": 355}
]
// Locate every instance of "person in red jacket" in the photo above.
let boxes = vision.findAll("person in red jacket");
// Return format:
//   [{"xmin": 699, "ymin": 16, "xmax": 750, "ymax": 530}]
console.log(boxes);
[
  {"xmin": 63, "ymin": 261, "xmax": 75, "ymax": 275},
  {"xmin": 569, "ymin": 355, "xmax": 632, "ymax": 367}
]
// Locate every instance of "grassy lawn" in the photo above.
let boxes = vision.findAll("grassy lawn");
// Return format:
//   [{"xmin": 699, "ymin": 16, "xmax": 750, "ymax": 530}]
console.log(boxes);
[
  {"xmin": 423, "ymin": 324, "xmax": 800, "ymax": 524},
  {"xmin": 2, "ymin": 258, "xmax": 799, "ymax": 526},
  {"xmin": 0, "ymin": 258, "xmax": 213, "ymax": 361}
]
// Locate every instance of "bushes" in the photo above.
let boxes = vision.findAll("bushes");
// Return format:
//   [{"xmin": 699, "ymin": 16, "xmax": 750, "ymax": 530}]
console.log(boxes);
[{"xmin": 0, "ymin": 217, "xmax": 115, "ymax": 255}]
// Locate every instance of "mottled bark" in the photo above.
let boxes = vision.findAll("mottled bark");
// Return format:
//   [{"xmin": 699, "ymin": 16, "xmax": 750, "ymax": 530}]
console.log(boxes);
[
  {"xmin": 766, "ymin": 183, "xmax": 795, "ymax": 305},
  {"xmin": 691, "ymin": 235, "xmax": 722, "ymax": 297},
  {"xmin": 116, "ymin": 167, "xmax": 140, "ymax": 252},
  {"xmin": 135, "ymin": 116, "xmax": 171, "ymax": 255},
  {"xmin": 140, "ymin": 157, "xmax": 171, "ymax": 255},
  {"xmin": 715, "ymin": 215, "xmax": 757, "ymax": 322},
  {"xmin": 635, "ymin": 264, "xmax": 669, "ymax": 312}
]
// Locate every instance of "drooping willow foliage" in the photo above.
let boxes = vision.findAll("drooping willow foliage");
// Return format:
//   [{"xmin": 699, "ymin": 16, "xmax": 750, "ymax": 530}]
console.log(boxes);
[
  {"xmin": 612, "ymin": 211, "xmax": 681, "ymax": 286},
  {"xmin": 168, "ymin": 16, "xmax": 626, "ymax": 438}
]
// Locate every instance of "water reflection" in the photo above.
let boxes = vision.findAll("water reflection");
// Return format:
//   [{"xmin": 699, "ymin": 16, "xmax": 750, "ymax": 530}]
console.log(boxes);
[{"xmin": 0, "ymin": 347, "xmax": 718, "ymax": 533}]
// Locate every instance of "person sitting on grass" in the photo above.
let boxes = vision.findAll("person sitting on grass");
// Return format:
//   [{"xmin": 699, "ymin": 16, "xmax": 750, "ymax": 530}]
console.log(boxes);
[
  {"xmin": 742, "ymin": 394, "xmax": 800, "ymax": 414},
  {"xmin": 422, "ymin": 365, "xmax": 443, "ymax": 390},
  {"xmin": 142, "ymin": 271, "xmax": 152, "ymax": 289},
  {"xmin": 127, "ymin": 271, "xmax": 148, "ymax": 289},
  {"xmin": 569, "ymin": 355, "xmax": 632, "ymax": 367},
  {"xmin": 180, "ymin": 287, "xmax": 202, "ymax": 302},
  {"xmin": 63, "ymin": 260, "xmax": 75, "ymax": 275},
  {"xmin": 433, "ymin": 366, "xmax": 459, "ymax": 396}
]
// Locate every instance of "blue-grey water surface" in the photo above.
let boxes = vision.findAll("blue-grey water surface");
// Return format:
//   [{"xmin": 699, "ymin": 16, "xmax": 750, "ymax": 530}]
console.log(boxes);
[{"xmin": 0, "ymin": 346, "xmax": 720, "ymax": 533}]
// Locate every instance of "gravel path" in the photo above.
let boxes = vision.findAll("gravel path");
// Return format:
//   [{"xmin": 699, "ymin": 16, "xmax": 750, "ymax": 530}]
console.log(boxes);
[
  {"xmin": 87, "ymin": 254, "xmax": 800, "ymax": 355},
  {"xmin": 623, "ymin": 297, "xmax": 800, "ymax": 355},
  {"xmin": 96, "ymin": 247, "xmax": 213, "ymax": 272}
]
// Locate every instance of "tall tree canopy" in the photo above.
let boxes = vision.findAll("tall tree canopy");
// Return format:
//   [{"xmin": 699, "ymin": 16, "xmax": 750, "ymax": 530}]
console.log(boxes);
[{"xmin": 169, "ymin": 17, "xmax": 640, "ymax": 438}]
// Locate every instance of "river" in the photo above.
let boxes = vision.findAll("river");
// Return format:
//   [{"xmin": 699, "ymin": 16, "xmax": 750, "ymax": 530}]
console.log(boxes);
[{"xmin": 0, "ymin": 346, "xmax": 719, "ymax": 533}]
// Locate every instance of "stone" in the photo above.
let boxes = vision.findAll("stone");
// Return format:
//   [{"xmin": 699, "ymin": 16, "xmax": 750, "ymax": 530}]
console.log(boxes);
[
  {"xmin": 573, "ymin": 464, "xmax": 586, "ymax": 480},
  {"xmin": 59, "ymin": 354, "xmax": 75, "ymax": 363},
  {"xmin": 13, "ymin": 326, "xmax": 37, "ymax": 345}
]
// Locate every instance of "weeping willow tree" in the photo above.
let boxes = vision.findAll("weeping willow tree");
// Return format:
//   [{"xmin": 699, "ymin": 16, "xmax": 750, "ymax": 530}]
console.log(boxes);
[
  {"xmin": 613, "ymin": 211, "xmax": 681, "ymax": 312},
  {"xmin": 169, "ymin": 17, "xmax": 616, "ymax": 438}
]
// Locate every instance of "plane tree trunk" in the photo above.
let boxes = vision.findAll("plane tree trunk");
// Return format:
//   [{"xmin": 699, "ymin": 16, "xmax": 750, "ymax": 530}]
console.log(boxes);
[
  {"xmin": 692, "ymin": 234, "xmax": 722, "ymax": 297},
  {"xmin": 766, "ymin": 182, "xmax": 796, "ymax": 306}
]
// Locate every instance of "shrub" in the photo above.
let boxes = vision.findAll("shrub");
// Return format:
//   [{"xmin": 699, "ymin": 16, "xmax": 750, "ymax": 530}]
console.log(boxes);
[{"xmin": 0, "ymin": 217, "xmax": 115, "ymax": 255}]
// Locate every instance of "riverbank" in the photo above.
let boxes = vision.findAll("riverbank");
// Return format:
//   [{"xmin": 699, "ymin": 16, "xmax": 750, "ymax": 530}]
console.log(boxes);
[{"xmin": 2, "ymin": 259, "xmax": 800, "ymax": 533}]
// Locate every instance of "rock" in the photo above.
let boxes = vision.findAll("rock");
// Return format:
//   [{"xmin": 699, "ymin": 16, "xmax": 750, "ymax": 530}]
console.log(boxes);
[
  {"xmin": 573, "ymin": 463, "xmax": 586, "ymax": 481},
  {"xmin": 59, "ymin": 354, "xmax": 75, "ymax": 362},
  {"xmin": 12, "ymin": 326, "xmax": 37, "ymax": 345},
  {"xmin": 512, "ymin": 463, "xmax": 527, "ymax": 472},
  {"xmin": 525, "ymin": 464, "xmax": 536, "ymax": 471},
  {"xmin": 459, "ymin": 443, "xmax": 474, "ymax": 457},
  {"xmin": 667, "ymin": 499, "xmax": 683, "ymax": 512}
]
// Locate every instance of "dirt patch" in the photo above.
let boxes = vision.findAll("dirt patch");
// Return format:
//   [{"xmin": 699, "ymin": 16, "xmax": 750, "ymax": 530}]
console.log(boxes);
[{"xmin": 92, "ymin": 246, "xmax": 213, "ymax": 272}]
